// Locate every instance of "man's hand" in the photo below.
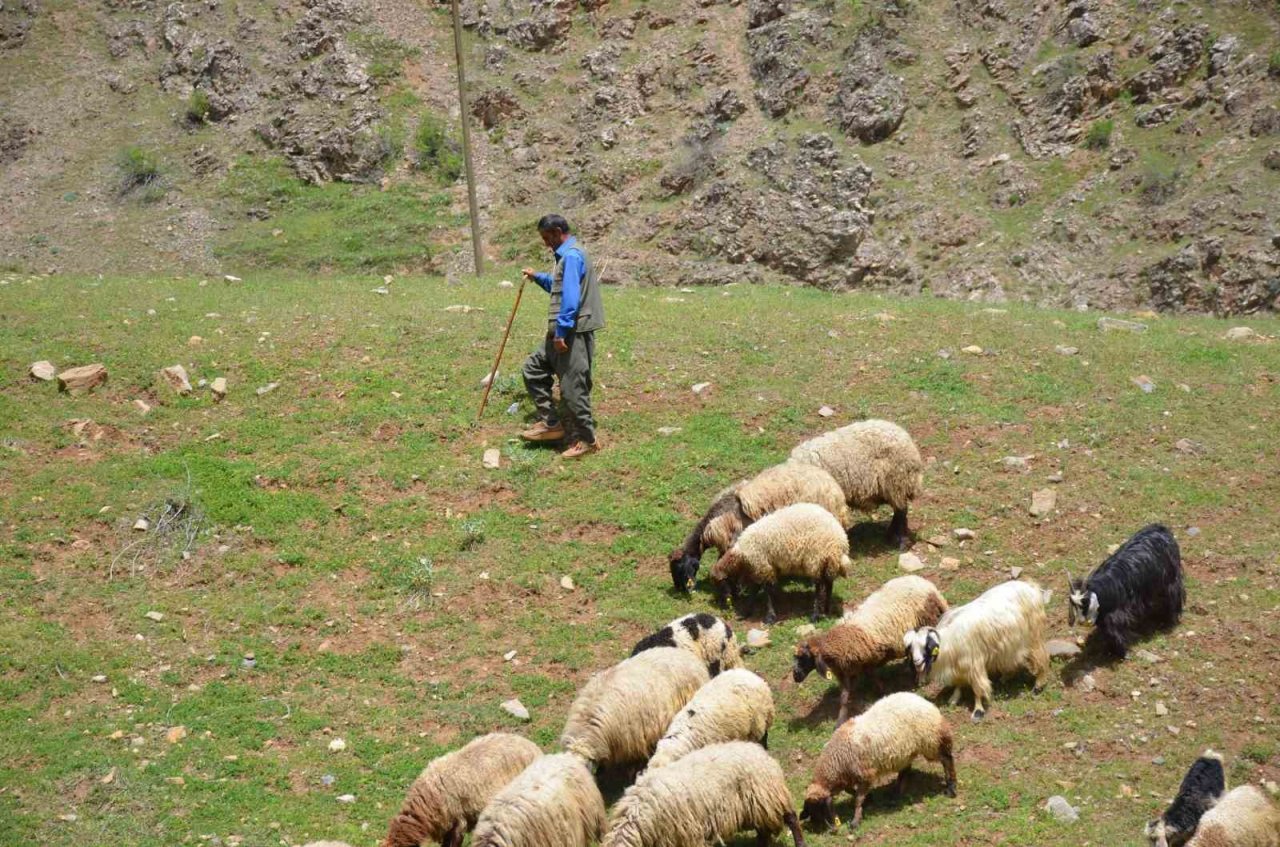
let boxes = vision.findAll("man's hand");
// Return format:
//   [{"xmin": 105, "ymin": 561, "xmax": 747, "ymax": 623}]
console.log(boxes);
[
  {"xmin": 553, "ymin": 336, "xmax": 569, "ymax": 354},
  {"xmin": 521, "ymin": 267, "xmax": 536, "ymax": 281}
]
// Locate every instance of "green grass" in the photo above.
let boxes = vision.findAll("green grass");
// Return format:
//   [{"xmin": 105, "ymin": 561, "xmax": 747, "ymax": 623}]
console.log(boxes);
[{"xmin": 2, "ymin": 278, "xmax": 1279, "ymax": 847}]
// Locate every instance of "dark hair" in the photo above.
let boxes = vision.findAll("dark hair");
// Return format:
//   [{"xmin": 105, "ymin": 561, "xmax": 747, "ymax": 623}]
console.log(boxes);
[{"xmin": 536, "ymin": 214, "xmax": 570, "ymax": 234}]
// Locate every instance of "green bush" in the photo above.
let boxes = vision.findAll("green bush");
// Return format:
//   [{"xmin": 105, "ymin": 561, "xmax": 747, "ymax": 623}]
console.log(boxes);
[
  {"xmin": 116, "ymin": 146, "xmax": 164, "ymax": 199},
  {"xmin": 1139, "ymin": 155, "xmax": 1180, "ymax": 206},
  {"xmin": 412, "ymin": 115, "xmax": 463, "ymax": 183},
  {"xmin": 1084, "ymin": 118, "xmax": 1113, "ymax": 150},
  {"xmin": 187, "ymin": 89, "xmax": 212, "ymax": 124}
]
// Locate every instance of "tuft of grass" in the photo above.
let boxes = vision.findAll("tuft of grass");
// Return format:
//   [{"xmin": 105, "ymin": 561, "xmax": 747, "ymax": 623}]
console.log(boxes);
[
  {"xmin": 116, "ymin": 146, "xmax": 164, "ymax": 200},
  {"xmin": 1269, "ymin": 50, "xmax": 1280, "ymax": 79},
  {"xmin": 348, "ymin": 30, "xmax": 419, "ymax": 84},
  {"xmin": 412, "ymin": 115, "xmax": 463, "ymax": 184},
  {"xmin": 1084, "ymin": 118, "xmax": 1113, "ymax": 150},
  {"xmin": 186, "ymin": 89, "xmax": 212, "ymax": 125},
  {"xmin": 1139, "ymin": 152, "xmax": 1181, "ymax": 206}
]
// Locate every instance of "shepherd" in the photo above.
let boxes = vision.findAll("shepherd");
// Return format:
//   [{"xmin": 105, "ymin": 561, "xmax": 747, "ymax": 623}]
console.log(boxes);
[{"xmin": 518, "ymin": 214, "xmax": 605, "ymax": 459}]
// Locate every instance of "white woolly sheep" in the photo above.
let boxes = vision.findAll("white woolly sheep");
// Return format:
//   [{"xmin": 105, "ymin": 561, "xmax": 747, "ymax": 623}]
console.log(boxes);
[
  {"xmin": 603, "ymin": 741, "xmax": 807, "ymax": 847},
  {"xmin": 470, "ymin": 753, "xmax": 606, "ymax": 847},
  {"xmin": 648, "ymin": 668, "xmax": 775, "ymax": 770},
  {"xmin": 1186, "ymin": 785, "xmax": 1280, "ymax": 847},
  {"xmin": 381, "ymin": 732, "xmax": 542, "ymax": 847},
  {"xmin": 903, "ymin": 580, "xmax": 1051, "ymax": 721},
  {"xmin": 793, "ymin": 575, "xmax": 949, "ymax": 724},
  {"xmin": 789, "ymin": 419, "xmax": 924, "ymax": 549},
  {"xmin": 710, "ymin": 502, "xmax": 852, "ymax": 624},
  {"xmin": 801, "ymin": 691, "xmax": 956, "ymax": 832},
  {"xmin": 630, "ymin": 612, "xmax": 743, "ymax": 676},
  {"xmin": 561, "ymin": 647, "xmax": 710, "ymax": 769},
  {"xmin": 669, "ymin": 462, "xmax": 849, "ymax": 594}
]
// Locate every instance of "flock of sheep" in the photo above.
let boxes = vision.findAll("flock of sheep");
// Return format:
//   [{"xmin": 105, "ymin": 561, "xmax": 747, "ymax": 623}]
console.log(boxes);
[{"xmin": 305, "ymin": 419, "xmax": 1279, "ymax": 847}]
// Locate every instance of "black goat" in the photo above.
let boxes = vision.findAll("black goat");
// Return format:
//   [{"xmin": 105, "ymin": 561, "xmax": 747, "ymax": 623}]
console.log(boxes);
[
  {"xmin": 1067, "ymin": 523, "xmax": 1184, "ymax": 658},
  {"xmin": 1145, "ymin": 750, "xmax": 1225, "ymax": 847}
]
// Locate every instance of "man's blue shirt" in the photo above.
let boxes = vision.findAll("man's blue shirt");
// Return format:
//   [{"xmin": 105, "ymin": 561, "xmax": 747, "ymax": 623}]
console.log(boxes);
[{"xmin": 532, "ymin": 236, "xmax": 584, "ymax": 338}]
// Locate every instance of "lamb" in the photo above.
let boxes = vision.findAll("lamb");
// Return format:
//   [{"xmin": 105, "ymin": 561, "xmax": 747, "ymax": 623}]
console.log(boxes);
[
  {"xmin": 647, "ymin": 668, "xmax": 774, "ymax": 770},
  {"xmin": 789, "ymin": 419, "xmax": 924, "ymax": 549},
  {"xmin": 793, "ymin": 576, "xmax": 949, "ymax": 724},
  {"xmin": 1185, "ymin": 785, "xmax": 1280, "ymax": 847},
  {"xmin": 561, "ymin": 646, "xmax": 710, "ymax": 769},
  {"xmin": 602, "ymin": 741, "xmax": 807, "ymax": 847},
  {"xmin": 381, "ymin": 732, "xmax": 542, "ymax": 847},
  {"xmin": 630, "ymin": 612, "xmax": 742, "ymax": 677},
  {"xmin": 470, "ymin": 753, "xmax": 606, "ymax": 847},
  {"xmin": 710, "ymin": 502, "xmax": 852, "ymax": 624},
  {"xmin": 903, "ymin": 579, "xmax": 1051, "ymax": 721},
  {"xmin": 668, "ymin": 462, "xmax": 850, "ymax": 594},
  {"xmin": 1146, "ymin": 750, "xmax": 1227, "ymax": 847},
  {"xmin": 1068, "ymin": 523, "xmax": 1184, "ymax": 659},
  {"xmin": 801, "ymin": 692, "xmax": 956, "ymax": 832}
]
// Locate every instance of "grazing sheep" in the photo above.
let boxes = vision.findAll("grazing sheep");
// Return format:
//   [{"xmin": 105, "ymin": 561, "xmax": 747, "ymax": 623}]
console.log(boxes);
[
  {"xmin": 1068, "ymin": 524, "xmax": 1184, "ymax": 659},
  {"xmin": 789, "ymin": 419, "xmax": 924, "ymax": 549},
  {"xmin": 603, "ymin": 741, "xmax": 807, "ymax": 847},
  {"xmin": 381, "ymin": 733, "xmax": 542, "ymax": 847},
  {"xmin": 562, "ymin": 647, "xmax": 710, "ymax": 769},
  {"xmin": 1186, "ymin": 785, "xmax": 1280, "ymax": 847},
  {"xmin": 668, "ymin": 463, "xmax": 849, "ymax": 594},
  {"xmin": 793, "ymin": 576, "xmax": 949, "ymax": 724},
  {"xmin": 471, "ymin": 753, "xmax": 606, "ymax": 847},
  {"xmin": 711, "ymin": 502, "xmax": 852, "ymax": 624},
  {"xmin": 630, "ymin": 612, "xmax": 742, "ymax": 677},
  {"xmin": 801, "ymin": 692, "xmax": 956, "ymax": 832},
  {"xmin": 648, "ymin": 669, "xmax": 775, "ymax": 770},
  {"xmin": 903, "ymin": 580, "xmax": 1052, "ymax": 721},
  {"xmin": 1146, "ymin": 750, "xmax": 1227, "ymax": 847}
]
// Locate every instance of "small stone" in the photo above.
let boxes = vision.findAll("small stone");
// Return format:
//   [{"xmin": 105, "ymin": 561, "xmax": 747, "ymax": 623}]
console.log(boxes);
[
  {"xmin": 498, "ymin": 280, "xmax": 514, "ymax": 289},
  {"xmin": 1152, "ymin": 756, "xmax": 1166, "ymax": 766},
  {"xmin": 165, "ymin": 725, "xmax": 188, "ymax": 744},
  {"xmin": 1078, "ymin": 673, "xmax": 1097, "ymax": 692},
  {"xmin": 336, "ymin": 793, "xmax": 356, "ymax": 804},
  {"xmin": 953, "ymin": 528, "xmax": 976, "ymax": 540},
  {"xmin": 1174, "ymin": 438, "xmax": 1205, "ymax": 456},
  {"xmin": 1047, "ymin": 639, "xmax": 1081, "ymax": 658},
  {"xmin": 483, "ymin": 449, "xmax": 501, "ymax": 469},
  {"xmin": 444, "ymin": 304, "xmax": 483, "ymax": 313},
  {"xmin": 328, "ymin": 738, "xmax": 346, "ymax": 752},
  {"xmin": 1002, "ymin": 455, "xmax": 1031, "ymax": 471},
  {"xmin": 1187, "ymin": 526, "xmax": 1201, "ymax": 537},
  {"xmin": 1132, "ymin": 375, "xmax": 1156, "ymax": 393},
  {"xmin": 926, "ymin": 535, "xmax": 950, "ymax": 548},
  {"xmin": 794, "ymin": 624, "xmax": 817, "ymax": 638},
  {"xmin": 29, "ymin": 360, "xmax": 56, "ymax": 381},
  {"xmin": 1045, "ymin": 795, "xmax": 1079, "ymax": 823},
  {"xmin": 255, "ymin": 382, "xmax": 279, "ymax": 396},
  {"xmin": 133, "ymin": 518, "xmax": 150, "ymax": 532},
  {"xmin": 58, "ymin": 814, "xmax": 78, "ymax": 823},
  {"xmin": 224, "ymin": 275, "xmax": 242, "ymax": 282},
  {"xmin": 101, "ymin": 767, "xmax": 116, "ymax": 784},
  {"xmin": 160, "ymin": 365, "xmax": 193, "ymax": 396},
  {"xmin": 1010, "ymin": 566, "xmax": 1023, "ymax": 579},
  {"xmin": 691, "ymin": 382, "xmax": 712, "ymax": 397},
  {"xmin": 817, "ymin": 405, "xmax": 835, "ymax": 418},
  {"xmin": 133, "ymin": 399, "xmax": 152, "ymax": 415},
  {"xmin": 501, "ymin": 698, "xmax": 531, "ymax": 721},
  {"xmin": 1155, "ymin": 702, "xmax": 1169, "ymax": 717},
  {"xmin": 188, "ymin": 335, "xmax": 203, "ymax": 347},
  {"xmin": 1135, "ymin": 649, "xmax": 1161, "ymax": 664},
  {"xmin": 1047, "ymin": 473, "xmax": 1064, "ymax": 483},
  {"xmin": 503, "ymin": 650, "xmax": 517, "ymax": 661},
  {"xmin": 560, "ymin": 575, "xmax": 575, "ymax": 590},
  {"xmin": 1054, "ymin": 346, "xmax": 1079, "ymax": 356},
  {"xmin": 1166, "ymin": 725, "xmax": 1181, "ymax": 736},
  {"xmin": 1097, "ymin": 317, "xmax": 1147, "ymax": 333},
  {"xmin": 899, "ymin": 552, "xmax": 925, "ymax": 572},
  {"xmin": 939, "ymin": 557, "xmax": 960, "ymax": 570},
  {"xmin": 480, "ymin": 370, "xmax": 499, "ymax": 388},
  {"xmin": 57, "ymin": 363, "xmax": 109, "ymax": 394},
  {"xmin": 321, "ymin": 774, "xmax": 336, "ymax": 786},
  {"xmin": 506, "ymin": 402, "xmax": 519, "ymax": 415},
  {"xmin": 746, "ymin": 628, "xmax": 771, "ymax": 649},
  {"xmin": 1263, "ymin": 780, "xmax": 1279, "ymax": 798},
  {"xmin": 1224, "ymin": 326, "xmax": 1256, "ymax": 341},
  {"xmin": 144, "ymin": 610, "xmax": 164, "ymax": 621},
  {"xmin": 371, "ymin": 286, "xmax": 390, "ymax": 295},
  {"xmin": 210, "ymin": 377, "xmax": 227, "ymax": 402},
  {"xmin": 962, "ymin": 345, "xmax": 984, "ymax": 354},
  {"xmin": 656, "ymin": 426, "xmax": 682, "ymax": 436},
  {"xmin": 1030, "ymin": 488, "xmax": 1057, "ymax": 517}
]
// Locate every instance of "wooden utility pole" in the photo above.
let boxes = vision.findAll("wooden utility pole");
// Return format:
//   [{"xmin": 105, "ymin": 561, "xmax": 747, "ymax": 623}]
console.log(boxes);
[{"xmin": 449, "ymin": 0, "xmax": 484, "ymax": 275}]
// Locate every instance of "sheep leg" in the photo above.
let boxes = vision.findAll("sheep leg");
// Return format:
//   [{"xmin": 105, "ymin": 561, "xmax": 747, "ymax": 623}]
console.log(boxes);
[
  {"xmin": 443, "ymin": 822, "xmax": 466, "ymax": 847},
  {"xmin": 837, "ymin": 685, "xmax": 851, "ymax": 726},
  {"xmin": 764, "ymin": 584, "xmax": 780, "ymax": 625},
  {"xmin": 947, "ymin": 687, "xmax": 962, "ymax": 706},
  {"xmin": 939, "ymin": 734, "xmax": 958, "ymax": 798},
  {"xmin": 888, "ymin": 508, "xmax": 911, "ymax": 550},
  {"xmin": 851, "ymin": 786, "xmax": 868, "ymax": 829},
  {"xmin": 824, "ymin": 577, "xmax": 835, "ymax": 616},
  {"xmin": 893, "ymin": 768, "xmax": 910, "ymax": 797},
  {"xmin": 1028, "ymin": 643, "xmax": 1051, "ymax": 692},
  {"xmin": 761, "ymin": 729, "xmax": 769, "ymax": 749},
  {"xmin": 970, "ymin": 672, "xmax": 993, "ymax": 722},
  {"xmin": 811, "ymin": 581, "xmax": 827, "ymax": 622},
  {"xmin": 783, "ymin": 811, "xmax": 808, "ymax": 847},
  {"xmin": 756, "ymin": 829, "xmax": 772, "ymax": 847}
]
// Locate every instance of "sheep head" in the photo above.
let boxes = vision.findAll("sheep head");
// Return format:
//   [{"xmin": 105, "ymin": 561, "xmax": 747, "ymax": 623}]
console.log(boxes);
[
  {"xmin": 800, "ymin": 786, "xmax": 837, "ymax": 831},
  {"xmin": 1144, "ymin": 818, "xmax": 1170, "ymax": 847},
  {"xmin": 903, "ymin": 627, "xmax": 940, "ymax": 683},
  {"xmin": 792, "ymin": 641, "xmax": 819, "ymax": 683},
  {"xmin": 669, "ymin": 548, "xmax": 700, "ymax": 594}
]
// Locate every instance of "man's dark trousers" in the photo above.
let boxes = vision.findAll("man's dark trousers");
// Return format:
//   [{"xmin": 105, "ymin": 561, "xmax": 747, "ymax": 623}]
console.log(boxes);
[{"xmin": 522, "ymin": 331, "xmax": 596, "ymax": 444}]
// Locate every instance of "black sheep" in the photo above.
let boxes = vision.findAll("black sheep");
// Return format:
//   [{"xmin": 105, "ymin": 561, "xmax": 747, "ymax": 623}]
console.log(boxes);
[
  {"xmin": 667, "ymin": 484, "xmax": 748, "ymax": 594},
  {"xmin": 1067, "ymin": 523, "xmax": 1184, "ymax": 658},
  {"xmin": 1145, "ymin": 750, "xmax": 1226, "ymax": 847}
]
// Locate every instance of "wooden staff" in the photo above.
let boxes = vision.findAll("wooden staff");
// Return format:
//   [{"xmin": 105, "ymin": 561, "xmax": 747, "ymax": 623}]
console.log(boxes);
[{"xmin": 477, "ymin": 276, "xmax": 527, "ymax": 420}]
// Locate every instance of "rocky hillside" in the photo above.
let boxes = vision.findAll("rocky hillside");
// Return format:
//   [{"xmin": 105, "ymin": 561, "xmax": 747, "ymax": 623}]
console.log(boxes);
[{"xmin": 2, "ymin": 0, "xmax": 1279, "ymax": 312}]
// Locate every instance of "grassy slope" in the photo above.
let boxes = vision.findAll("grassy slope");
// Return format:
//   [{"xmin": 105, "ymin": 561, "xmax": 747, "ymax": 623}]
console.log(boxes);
[{"xmin": 1, "ymin": 275, "xmax": 1278, "ymax": 846}]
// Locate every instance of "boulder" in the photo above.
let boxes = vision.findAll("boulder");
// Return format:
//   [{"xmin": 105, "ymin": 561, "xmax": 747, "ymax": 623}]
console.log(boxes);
[{"xmin": 57, "ymin": 363, "xmax": 108, "ymax": 394}]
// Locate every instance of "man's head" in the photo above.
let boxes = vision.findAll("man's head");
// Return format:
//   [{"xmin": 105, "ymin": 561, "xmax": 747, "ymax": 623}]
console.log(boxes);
[{"xmin": 536, "ymin": 214, "xmax": 571, "ymax": 250}]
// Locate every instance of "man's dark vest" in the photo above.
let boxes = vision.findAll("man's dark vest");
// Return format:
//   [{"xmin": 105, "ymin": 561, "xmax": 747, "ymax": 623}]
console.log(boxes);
[{"xmin": 548, "ymin": 242, "xmax": 605, "ymax": 334}]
